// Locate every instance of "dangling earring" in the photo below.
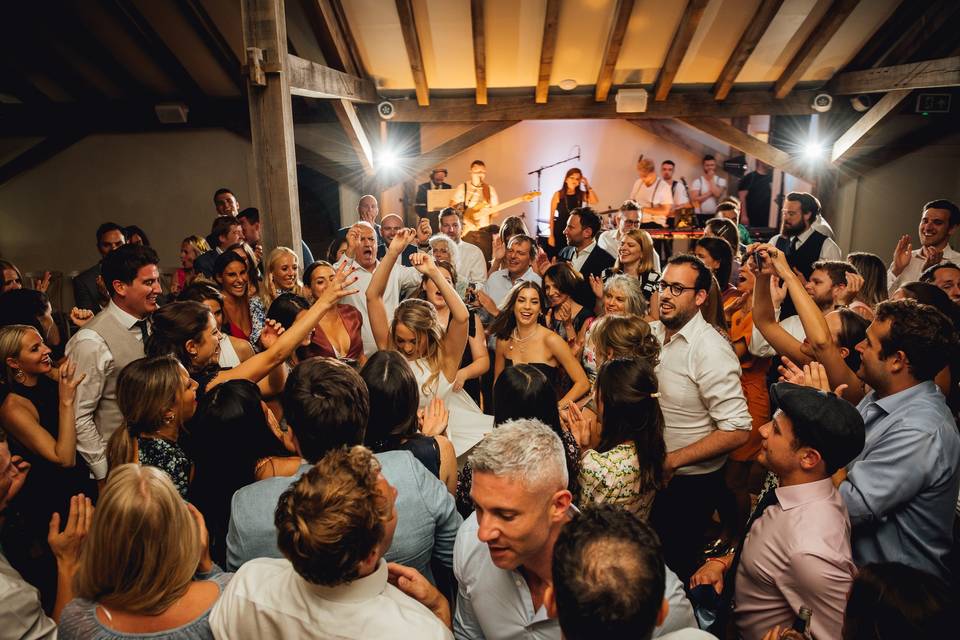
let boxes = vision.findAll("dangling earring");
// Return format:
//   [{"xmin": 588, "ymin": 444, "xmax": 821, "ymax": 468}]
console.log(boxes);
[
  {"xmin": 162, "ymin": 412, "xmax": 176, "ymax": 425},
  {"xmin": 13, "ymin": 367, "xmax": 25, "ymax": 383}
]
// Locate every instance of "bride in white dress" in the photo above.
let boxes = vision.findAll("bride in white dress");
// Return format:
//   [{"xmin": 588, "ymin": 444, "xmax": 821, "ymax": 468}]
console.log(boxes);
[{"xmin": 366, "ymin": 229, "xmax": 492, "ymax": 457}]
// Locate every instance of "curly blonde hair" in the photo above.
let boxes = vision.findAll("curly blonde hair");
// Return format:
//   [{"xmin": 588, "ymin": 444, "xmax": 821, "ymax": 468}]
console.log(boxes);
[
  {"xmin": 275, "ymin": 446, "xmax": 390, "ymax": 586},
  {"xmin": 588, "ymin": 314, "xmax": 660, "ymax": 369}
]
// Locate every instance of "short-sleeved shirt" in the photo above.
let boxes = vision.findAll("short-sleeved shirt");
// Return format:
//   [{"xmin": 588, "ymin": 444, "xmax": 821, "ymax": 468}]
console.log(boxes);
[{"xmin": 690, "ymin": 175, "xmax": 727, "ymax": 214}]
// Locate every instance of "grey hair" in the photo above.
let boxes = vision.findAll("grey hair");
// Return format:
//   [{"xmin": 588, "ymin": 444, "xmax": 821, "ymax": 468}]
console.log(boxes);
[
  {"xmin": 604, "ymin": 274, "xmax": 648, "ymax": 316},
  {"xmin": 470, "ymin": 419, "xmax": 568, "ymax": 490},
  {"xmin": 429, "ymin": 233, "xmax": 460, "ymax": 265}
]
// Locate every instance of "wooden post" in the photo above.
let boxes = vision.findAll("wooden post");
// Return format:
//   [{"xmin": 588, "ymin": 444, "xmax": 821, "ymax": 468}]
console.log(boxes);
[{"xmin": 241, "ymin": 0, "xmax": 303, "ymax": 260}]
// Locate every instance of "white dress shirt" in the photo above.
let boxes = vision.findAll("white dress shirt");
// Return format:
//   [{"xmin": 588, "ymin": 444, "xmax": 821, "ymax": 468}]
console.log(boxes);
[
  {"xmin": 650, "ymin": 312, "xmax": 753, "ymax": 475},
  {"xmin": 453, "ymin": 514, "xmax": 697, "ymax": 640},
  {"xmin": 630, "ymin": 178, "xmax": 673, "ymax": 226},
  {"xmin": 886, "ymin": 244, "xmax": 960, "ymax": 296},
  {"xmin": 768, "ymin": 226, "xmax": 843, "ymax": 262},
  {"xmin": 335, "ymin": 256, "xmax": 421, "ymax": 356},
  {"xmin": 570, "ymin": 239, "xmax": 597, "ymax": 272},
  {"xmin": 456, "ymin": 239, "xmax": 489, "ymax": 284},
  {"xmin": 598, "ymin": 230, "xmax": 662, "ymax": 272},
  {"xmin": 210, "ymin": 557, "xmax": 452, "ymax": 640},
  {"xmin": 690, "ymin": 175, "xmax": 727, "ymax": 214},
  {"xmin": 748, "ymin": 314, "xmax": 806, "ymax": 359},
  {"xmin": 483, "ymin": 267, "xmax": 541, "ymax": 310},
  {"xmin": 64, "ymin": 301, "xmax": 146, "ymax": 479}
]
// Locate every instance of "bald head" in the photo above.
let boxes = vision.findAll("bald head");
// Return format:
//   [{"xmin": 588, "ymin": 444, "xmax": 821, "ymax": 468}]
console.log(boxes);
[
  {"xmin": 380, "ymin": 214, "xmax": 403, "ymax": 244},
  {"xmin": 357, "ymin": 195, "xmax": 379, "ymax": 224}
]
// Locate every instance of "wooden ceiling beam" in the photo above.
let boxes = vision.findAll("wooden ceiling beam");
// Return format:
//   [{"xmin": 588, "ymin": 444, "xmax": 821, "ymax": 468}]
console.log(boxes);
[
  {"xmin": 628, "ymin": 119, "xmax": 728, "ymax": 163},
  {"xmin": 303, "ymin": 0, "xmax": 366, "ymax": 76},
  {"xmin": 394, "ymin": 0, "xmax": 429, "ymax": 106},
  {"xmin": 535, "ymin": 0, "xmax": 561, "ymax": 104},
  {"xmin": 332, "ymin": 99, "xmax": 375, "ymax": 174},
  {"xmin": 383, "ymin": 121, "xmax": 519, "ymax": 190},
  {"xmin": 595, "ymin": 0, "xmax": 636, "ymax": 102},
  {"xmin": 678, "ymin": 116, "xmax": 814, "ymax": 181},
  {"xmin": 653, "ymin": 0, "xmax": 709, "ymax": 102},
  {"xmin": 471, "ymin": 0, "xmax": 487, "ymax": 105},
  {"xmin": 0, "ymin": 59, "xmax": 51, "ymax": 104},
  {"xmin": 843, "ymin": 0, "xmax": 931, "ymax": 71},
  {"xmin": 103, "ymin": 0, "xmax": 204, "ymax": 97},
  {"xmin": 175, "ymin": 0, "xmax": 242, "ymax": 90},
  {"xmin": 831, "ymin": 56, "xmax": 960, "ymax": 95},
  {"xmin": 830, "ymin": 89, "xmax": 912, "ymax": 163},
  {"xmin": 388, "ymin": 89, "xmax": 830, "ymax": 122},
  {"xmin": 713, "ymin": 0, "xmax": 784, "ymax": 100},
  {"xmin": 773, "ymin": 0, "xmax": 861, "ymax": 99},
  {"xmin": 881, "ymin": 0, "xmax": 959, "ymax": 66},
  {"xmin": 286, "ymin": 54, "xmax": 378, "ymax": 102}
]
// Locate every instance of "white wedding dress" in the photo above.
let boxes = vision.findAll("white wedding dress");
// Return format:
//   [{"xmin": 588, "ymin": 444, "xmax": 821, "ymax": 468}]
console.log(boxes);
[{"xmin": 411, "ymin": 358, "xmax": 492, "ymax": 459}]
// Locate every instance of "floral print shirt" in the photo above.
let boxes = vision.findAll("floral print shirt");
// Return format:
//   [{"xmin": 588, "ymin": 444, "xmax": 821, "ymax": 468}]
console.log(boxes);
[{"xmin": 579, "ymin": 442, "xmax": 656, "ymax": 520}]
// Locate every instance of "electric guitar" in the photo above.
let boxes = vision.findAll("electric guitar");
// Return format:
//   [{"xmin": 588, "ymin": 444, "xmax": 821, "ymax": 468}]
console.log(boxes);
[{"xmin": 455, "ymin": 191, "xmax": 541, "ymax": 231}]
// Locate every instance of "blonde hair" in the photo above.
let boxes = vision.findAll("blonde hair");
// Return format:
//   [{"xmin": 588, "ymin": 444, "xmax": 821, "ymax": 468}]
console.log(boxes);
[
  {"xmin": 390, "ymin": 298, "xmax": 445, "ymax": 395},
  {"xmin": 428, "ymin": 234, "xmax": 460, "ymax": 266},
  {"xmin": 180, "ymin": 235, "xmax": 210, "ymax": 257},
  {"xmin": 261, "ymin": 246, "xmax": 304, "ymax": 308},
  {"xmin": 636, "ymin": 158, "xmax": 655, "ymax": 175},
  {"xmin": 73, "ymin": 464, "xmax": 200, "ymax": 614},
  {"xmin": 106, "ymin": 356, "xmax": 184, "ymax": 472},
  {"xmin": 0, "ymin": 324, "xmax": 39, "ymax": 384},
  {"xmin": 613, "ymin": 229, "xmax": 657, "ymax": 273},
  {"xmin": 589, "ymin": 314, "xmax": 660, "ymax": 368}
]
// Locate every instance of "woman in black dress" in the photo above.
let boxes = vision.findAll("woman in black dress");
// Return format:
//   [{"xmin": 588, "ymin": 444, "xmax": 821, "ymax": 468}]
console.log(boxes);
[
  {"xmin": 0, "ymin": 323, "xmax": 91, "ymax": 610},
  {"xmin": 547, "ymin": 167, "xmax": 598, "ymax": 252}
]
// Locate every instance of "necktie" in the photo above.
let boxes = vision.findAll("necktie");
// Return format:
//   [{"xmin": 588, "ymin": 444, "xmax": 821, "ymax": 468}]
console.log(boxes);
[
  {"xmin": 721, "ymin": 486, "xmax": 781, "ymax": 610},
  {"xmin": 788, "ymin": 236, "xmax": 799, "ymax": 256},
  {"xmin": 134, "ymin": 319, "xmax": 149, "ymax": 345}
]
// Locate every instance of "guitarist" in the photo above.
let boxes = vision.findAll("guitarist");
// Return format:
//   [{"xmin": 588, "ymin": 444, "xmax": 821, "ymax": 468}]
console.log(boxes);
[{"xmin": 452, "ymin": 160, "xmax": 500, "ymax": 231}]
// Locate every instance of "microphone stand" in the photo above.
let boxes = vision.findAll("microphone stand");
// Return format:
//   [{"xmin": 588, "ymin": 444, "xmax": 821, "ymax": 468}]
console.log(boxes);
[{"xmin": 527, "ymin": 152, "xmax": 580, "ymax": 236}]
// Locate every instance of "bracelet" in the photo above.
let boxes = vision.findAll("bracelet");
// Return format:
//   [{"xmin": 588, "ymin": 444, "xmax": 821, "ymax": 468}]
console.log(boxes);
[{"xmin": 706, "ymin": 557, "xmax": 730, "ymax": 570}]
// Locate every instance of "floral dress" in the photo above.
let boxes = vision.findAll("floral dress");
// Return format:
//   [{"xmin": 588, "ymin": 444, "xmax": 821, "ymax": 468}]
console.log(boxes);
[
  {"xmin": 579, "ymin": 442, "xmax": 656, "ymax": 520},
  {"xmin": 139, "ymin": 437, "xmax": 192, "ymax": 497}
]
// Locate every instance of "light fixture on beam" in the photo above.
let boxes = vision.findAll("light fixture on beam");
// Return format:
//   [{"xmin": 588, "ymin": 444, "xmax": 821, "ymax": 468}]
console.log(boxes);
[
  {"xmin": 155, "ymin": 102, "xmax": 189, "ymax": 124},
  {"xmin": 615, "ymin": 88, "xmax": 648, "ymax": 113}
]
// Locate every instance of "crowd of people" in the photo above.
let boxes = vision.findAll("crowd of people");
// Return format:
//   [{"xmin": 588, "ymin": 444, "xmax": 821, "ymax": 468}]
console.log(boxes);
[{"xmin": 0, "ymin": 175, "xmax": 958, "ymax": 640}]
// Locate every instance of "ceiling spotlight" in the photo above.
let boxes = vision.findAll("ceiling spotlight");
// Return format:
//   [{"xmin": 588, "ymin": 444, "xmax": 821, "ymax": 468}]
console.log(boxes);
[
  {"xmin": 558, "ymin": 79, "xmax": 577, "ymax": 91},
  {"xmin": 377, "ymin": 149, "xmax": 399, "ymax": 170},
  {"xmin": 802, "ymin": 141, "xmax": 824, "ymax": 161}
]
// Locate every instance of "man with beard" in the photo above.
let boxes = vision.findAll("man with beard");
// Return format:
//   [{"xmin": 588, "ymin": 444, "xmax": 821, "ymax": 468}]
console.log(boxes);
[
  {"xmin": 887, "ymin": 199, "xmax": 960, "ymax": 296},
  {"xmin": 648, "ymin": 254, "xmax": 752, "ymax": 582},
  {"xmin": 768, "ymin": 192, "xmax": 842, "ymax": 318},
  {"xmin": 65, "ymin": 244, "xmax": 162, "ymax": 480}
]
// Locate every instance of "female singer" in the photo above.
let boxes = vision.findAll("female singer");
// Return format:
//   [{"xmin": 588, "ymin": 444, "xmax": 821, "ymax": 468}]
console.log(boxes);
[{"xmin": 548, "ymin": 168, "xmax": 598, "ymax": 250}]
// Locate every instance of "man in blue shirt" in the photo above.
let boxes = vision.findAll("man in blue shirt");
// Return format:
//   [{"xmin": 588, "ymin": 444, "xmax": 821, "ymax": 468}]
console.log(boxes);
[{"xmin": 840, "ymin": 299, "xmax": 960, "ymax": 580}]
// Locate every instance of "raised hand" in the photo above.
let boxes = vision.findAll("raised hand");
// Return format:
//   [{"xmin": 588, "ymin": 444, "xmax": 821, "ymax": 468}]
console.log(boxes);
[
  {"xmin": 390, "ymin": 228, "xmax": 417, "ymax": 255},
  {"xmin": 409, "ymin": 251, "xmax": 437, "ymax": 275},
  {"xmin": 770, "ymin": 274, "xmax": 788, "ymax": 309},
  {"xmin": 560, "ymin": 402, "xmax": 590, "ymax": 448},
  {"xmin": 1, "ymin": 456, "xmax": 30, "ymax": 510},
  {"xmin": 892, "ymin": 234, "xmax": 912, "ymax": 276},
  {"xmin": 777, "ymin": 355, "xmax": 806, "ymax": 385},
  {"xmin": 554, "ymin": 299, "xmax": 572, "ymax": 323},
  {"xmin": 69, "ymin": 307, "xmax": 94, "ymax": 327},
  {"xmin": 58, "ymin": 359, "xmax": 86, "ymax": 406},
  {"xmin": 838, "ymin": 272, "xmax": 863, "ymax": 305},
  {"xmin": 921, "ymin": 245, "xmax": 944, "ymax": 271},
  {"xmin": 588, "ymin": 274, "xmax": 604, "ymax": 300},
  {"xmin": 802, "ymin": 361, "xmax": 849, "ymax": 396},
  {"xmin": 533, "ymin": 250, "xmax": 551, "ymax": 277},
  {"xmin": 47, "ymin": 494, "xmax": 94, "ymax": 568},
  {"xmin": 33, "ymin": 271, "xmax": 52, "ymax": 293},
  {"xmin": 258, "ymin": 319, "xmax": 284, "ymax": 350},
  {"xmin": 317, "ymin": 261, "xmax": 359, "ymax": 306},
  {"xmin": 345, "ymin": 226, "xmax": 361, "ymax": 259},
  {"xmin": 416, "ymin": 218, "xmax": 433, "ymax": 244},
  {"xmin": 491, "ymin": 235, "xmax": 505, "ymax": 263},
  {"xmin": 419, "ymin": 396, "xmax": 449, "ymax": 436}
]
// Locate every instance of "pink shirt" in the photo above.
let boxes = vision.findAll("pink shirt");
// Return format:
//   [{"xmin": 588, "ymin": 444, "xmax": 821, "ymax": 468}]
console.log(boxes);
[{"xmin": 734, "ymin": 478, "xmax": 855, "ymax": 640}]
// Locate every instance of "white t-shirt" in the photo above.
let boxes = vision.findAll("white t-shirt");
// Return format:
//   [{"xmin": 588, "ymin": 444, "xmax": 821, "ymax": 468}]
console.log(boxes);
[
  {"xmin": 691, "ymin": 175, "xmax": 727, "ymax": 214},
  {"xmin": 629, "ymin": 178, "xmax": 674, "ymax": 226}
]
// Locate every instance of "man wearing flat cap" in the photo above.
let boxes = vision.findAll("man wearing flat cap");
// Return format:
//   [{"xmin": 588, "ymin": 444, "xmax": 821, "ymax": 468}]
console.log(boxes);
[
  {"xmin": 688, "ymin": 383, "xmax": 865, "ymax": 640},
  {"xmin": 416, "ymin": 168, "xmax": 452, "ymax": 232}
]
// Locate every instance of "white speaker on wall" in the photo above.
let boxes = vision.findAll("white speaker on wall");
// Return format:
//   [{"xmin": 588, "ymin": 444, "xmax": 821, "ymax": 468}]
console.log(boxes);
[{"xmin": 615, "ymin": 89, "xmax": 649, "ymax": 114}]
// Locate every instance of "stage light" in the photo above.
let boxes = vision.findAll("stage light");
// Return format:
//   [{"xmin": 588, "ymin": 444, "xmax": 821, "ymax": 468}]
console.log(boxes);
[
  {"xmin": 377, "ymin": 148, "xmax": 399, "ymax": 170},
  {"xmin": 802, "ymin": 141, "xmax": 825, "ymax": 161}
]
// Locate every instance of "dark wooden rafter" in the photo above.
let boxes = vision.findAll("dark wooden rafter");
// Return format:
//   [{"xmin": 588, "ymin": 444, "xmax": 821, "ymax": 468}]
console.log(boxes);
[
  {"xmin": 394, "ymin": 0, "xmax": 429, "ymax": 106},
  {"xmin": 0, "ymin": 132, "xmax": 87, "ymax": 186},
  {"xmin": 535, "ymin": 0, "xmax": 561, "ymax": 104},
  {"xmin": 628, "ymin": 119, "xmax": 728, "ymax": 163},
  {"xmin": 831, "ymin": 56, "xmax": 960, "ymax": 94},
  {"xmin": 0, "ymin": 58, "xmax": 51, "ymax": 104},
  {"xmin": 388, "ymin": 89, "xmax": 832, "ymax": 122},
  {"xmin": 653, "ymin": 0, "xmax": 709, "ymax": 101},
  {"xmin": 713, "ymin": 0, "xmax": 784, "ymax": 100},
  {"xmin": 842, "ymin": 0, "xmax": 933, "ymax": 71},
  {"xmin": 174, "ymin": 0, "xmax": 243, "ymax": 89},
  {"xmin": 773, "ymin": 0, "xmax": 861, "ymax": 99},
  {"xmin": 830, "ymin": 89, "xmax": 912, "ymax": 163},
  {"xmin": 302, "ymin": 0, "xmax": 366, "ymax": 76},
  {"xmin": 471, "ymin": 0, "xmax": 487, "ymax": 105},
  {"xmin": 383, "ymin": 121, "xmax": 520, "ymax": 190},
  {"xmin": 595, "ymin": 0, "xmax": 635, "ymax": 102},
  {"xmin": 678, "ymin": 116, "xmax": 814, "ymax": 182},
  {"xmin": 880, "ymin": 0, "xmax": 960, "ymax": 66},
  {"xmin": 102, "ymin": 0, "xmax": 204, "ymax": 97}
]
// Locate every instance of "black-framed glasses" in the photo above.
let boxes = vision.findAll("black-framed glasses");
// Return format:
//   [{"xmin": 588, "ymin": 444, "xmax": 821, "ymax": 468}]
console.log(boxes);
[{"xmin": 657, "ymin": 280, "xmax": 698, "ymax": 297}]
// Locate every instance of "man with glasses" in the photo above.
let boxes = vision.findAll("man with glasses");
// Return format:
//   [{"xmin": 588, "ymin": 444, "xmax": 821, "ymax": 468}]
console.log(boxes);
[
  {"xmin": 648, "ymin": 254, "xmax": 752, "ymax": 583},
  {"xmin": 598, "ymin": 200, "xmax": 662, "ymax": 272}
]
